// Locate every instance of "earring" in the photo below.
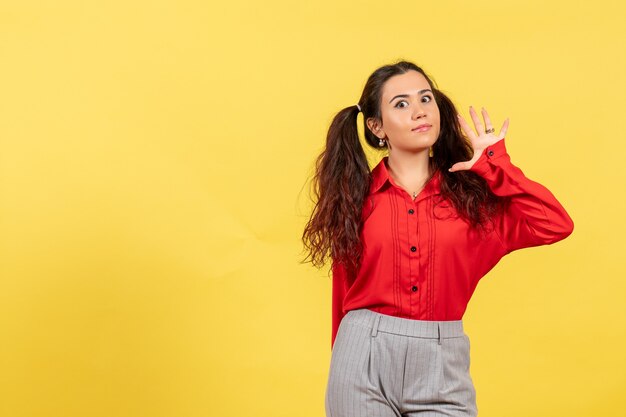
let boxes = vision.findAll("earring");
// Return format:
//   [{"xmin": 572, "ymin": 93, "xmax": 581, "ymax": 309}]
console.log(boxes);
[
  {"xmin": 379, "ymin": 138, "xmax": 385, "ymax": 147},
  {"xmin": 429, "ymin": 146, "xmax": 434, "ymax": 157}
]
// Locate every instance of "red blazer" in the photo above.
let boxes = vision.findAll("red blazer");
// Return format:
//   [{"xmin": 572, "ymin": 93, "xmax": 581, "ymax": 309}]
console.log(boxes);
[{"xmin": 331, "ymin": 137, "xmax": 574, "ymax": 349}]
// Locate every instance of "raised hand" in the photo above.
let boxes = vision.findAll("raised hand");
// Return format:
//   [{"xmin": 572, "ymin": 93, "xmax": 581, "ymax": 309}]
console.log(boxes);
[{"xmin": 449, "ymin": 106, "xmax": 509, "ymax": 172}]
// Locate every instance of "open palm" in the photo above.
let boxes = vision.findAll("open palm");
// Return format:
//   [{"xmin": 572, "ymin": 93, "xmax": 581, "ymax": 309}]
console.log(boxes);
[{"xmin": 449, "ymin": 106, "xmax": 509, "ymax": 172}]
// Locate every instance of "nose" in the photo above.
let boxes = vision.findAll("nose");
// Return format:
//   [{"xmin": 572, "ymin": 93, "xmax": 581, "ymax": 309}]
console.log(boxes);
[{"xmin": 412, "ymin": 103, "xmax": 426, "ymax": 119}]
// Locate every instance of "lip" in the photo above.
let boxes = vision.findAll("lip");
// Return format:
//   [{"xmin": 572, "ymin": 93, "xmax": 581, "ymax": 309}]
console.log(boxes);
[{"xmin": 412, "ymin": 124, "xmax": 431, "ymax": 132}]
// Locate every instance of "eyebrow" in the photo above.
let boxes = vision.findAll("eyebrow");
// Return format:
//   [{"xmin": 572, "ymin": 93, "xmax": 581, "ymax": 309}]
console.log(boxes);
[{"xmin": 388, "ymin": 89, "xmax": 433, "ymax": 104}]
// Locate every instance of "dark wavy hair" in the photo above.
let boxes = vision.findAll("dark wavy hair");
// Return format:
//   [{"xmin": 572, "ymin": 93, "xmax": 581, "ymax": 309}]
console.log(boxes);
[{"xmin": 301, "ymin": 60, "xmax": 506, "ymax": 277}]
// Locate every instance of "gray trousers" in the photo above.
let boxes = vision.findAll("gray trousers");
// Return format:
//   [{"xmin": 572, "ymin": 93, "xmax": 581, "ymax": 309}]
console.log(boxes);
[{"xmin": 325, "ymin": 308, "xmax": 477, "ymax": 417}]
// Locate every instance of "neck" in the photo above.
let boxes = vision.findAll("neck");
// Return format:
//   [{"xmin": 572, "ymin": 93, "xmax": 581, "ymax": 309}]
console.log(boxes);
[{"xmin": 386, "ymin": 148, "xmax": 431, "ymax": 186}]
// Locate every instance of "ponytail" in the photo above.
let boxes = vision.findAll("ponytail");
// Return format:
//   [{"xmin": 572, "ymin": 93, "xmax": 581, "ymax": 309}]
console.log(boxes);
[{"xmin": 301, "ymin": 104, "xmax": 370, "ymax": 276}]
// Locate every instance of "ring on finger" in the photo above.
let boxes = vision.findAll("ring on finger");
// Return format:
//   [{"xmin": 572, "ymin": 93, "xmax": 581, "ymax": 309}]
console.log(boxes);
[{"xmin": 485, "ymin": 128, "xmax": 495, "ymax": 134}]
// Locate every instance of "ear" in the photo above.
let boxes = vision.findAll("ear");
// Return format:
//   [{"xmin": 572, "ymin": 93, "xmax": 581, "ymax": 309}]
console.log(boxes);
[{"xmin": 366, "ymin": 117, "xmax": 385, "ymax": 139}]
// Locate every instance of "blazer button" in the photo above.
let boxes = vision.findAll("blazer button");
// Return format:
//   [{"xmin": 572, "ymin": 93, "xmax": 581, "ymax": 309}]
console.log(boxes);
[
  {"xmin": 411, "ymin": 285, "xmax": 418, "ymax": 292},
  {"xmin": 487, "ymin": 149, "xmax": 494, "ymax": 157},
  {"xmin": 408, "ymin": 209, "xmax": 414, "ymax": 214},
  {"xmin": 410, "ymin": 246, "xmax": 417, "ymax": 252}
]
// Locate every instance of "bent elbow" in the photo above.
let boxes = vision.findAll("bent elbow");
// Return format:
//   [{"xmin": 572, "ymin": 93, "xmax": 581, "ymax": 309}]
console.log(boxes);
[
  {"xmin": 546, "ymin": 213, "xmax": 574, "ymax": 244},
  {"xmin": 559, "ymin": 209, "xmax": 574, "ymax": 237},
  {"xmin": 562, "ymin": 216, "xmax": 574, "ymax": 240}
]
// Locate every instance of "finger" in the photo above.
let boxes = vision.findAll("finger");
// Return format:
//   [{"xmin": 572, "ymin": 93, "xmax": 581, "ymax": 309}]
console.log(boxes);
[
  {"xmin": 499, "ymin": 117, "xmax": 509, "ymax": 139},
  {"xmin": 469, "ymin": 106, "xmax": 484, "ymax": 135},
  {"xmin": 457, "ymin": 114, "xmax": 477, "ymax": 140},
  {"xmin": 481, "ymin": 107, "xmax": 494, "ymax": 133},
  {"xmin": 448, "ymin": 161, "xmax": 470, "ymax": 172}
]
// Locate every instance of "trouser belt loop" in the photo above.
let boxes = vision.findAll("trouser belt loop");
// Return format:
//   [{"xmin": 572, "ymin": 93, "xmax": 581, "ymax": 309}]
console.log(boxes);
[
  {"xmin": 437, "ymin": 323, "xmax": 442, "ymax": 345},
  {"xmin": 371, "ymin": 314, "xmax": 382, "ymax": 337}
]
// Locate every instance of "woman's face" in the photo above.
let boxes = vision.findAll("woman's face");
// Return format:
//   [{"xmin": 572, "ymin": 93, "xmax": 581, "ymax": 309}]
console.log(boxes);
[{"xmin": 367, "ymin": 70, "xmax": 441, "ymax": 153}]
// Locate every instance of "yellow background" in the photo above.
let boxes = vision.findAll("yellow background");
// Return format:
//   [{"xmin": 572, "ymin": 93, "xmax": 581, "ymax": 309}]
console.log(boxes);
[{"xmin": 1, "ymin": 1, "xmax": 624, "ymax": 416}]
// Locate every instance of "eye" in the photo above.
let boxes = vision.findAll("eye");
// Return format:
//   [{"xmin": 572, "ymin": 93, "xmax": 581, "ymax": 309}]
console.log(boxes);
[{"xmin": 394, "ymin": 95, "xmax": 433, "ymax": 108}]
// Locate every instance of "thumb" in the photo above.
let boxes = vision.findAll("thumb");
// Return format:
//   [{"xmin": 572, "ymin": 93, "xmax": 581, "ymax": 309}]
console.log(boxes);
[{"xmin": 448, "ymin": 161, "xmax": 470, "ymax": 172}]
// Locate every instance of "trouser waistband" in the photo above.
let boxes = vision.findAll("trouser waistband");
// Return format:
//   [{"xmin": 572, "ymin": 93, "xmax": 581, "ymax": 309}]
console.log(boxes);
[{"xmin": 343, "ymin": 308, "xmax": 465, "ymax": 345}]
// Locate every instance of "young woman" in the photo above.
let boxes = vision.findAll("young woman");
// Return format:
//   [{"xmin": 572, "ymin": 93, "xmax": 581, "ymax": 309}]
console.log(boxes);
[{"xmin": 301, "ymin": 60, "xmax": 574, "ymax": 417}]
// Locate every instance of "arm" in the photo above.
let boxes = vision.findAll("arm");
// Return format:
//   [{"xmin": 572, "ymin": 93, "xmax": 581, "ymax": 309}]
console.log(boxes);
[
  {"xmin": 469, "ymin": 137, "xmax": 574, "ymax": 254},
  {"xmin": 331, "ymin": 260, "xmax": 349, "ymax": 350}
]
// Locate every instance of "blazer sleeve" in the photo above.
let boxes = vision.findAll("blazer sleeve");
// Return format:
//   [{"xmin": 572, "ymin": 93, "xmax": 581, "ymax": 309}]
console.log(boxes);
[
  {"xmin": 468, "ymin": 137, "xmax": 574, "ymax": 254},
  {"xmin": 331, "ymin": 260, "xmax": 350, "ymax": 350}
]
